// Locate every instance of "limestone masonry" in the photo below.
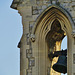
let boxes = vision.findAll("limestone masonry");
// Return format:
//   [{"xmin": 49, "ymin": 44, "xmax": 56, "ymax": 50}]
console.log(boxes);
[{"xmin": 11, "ymin": 0, "xmax": 75, "ymax": 75}]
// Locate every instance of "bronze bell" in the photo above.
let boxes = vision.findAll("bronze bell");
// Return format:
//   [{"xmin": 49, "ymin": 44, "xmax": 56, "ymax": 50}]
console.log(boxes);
[{"xmin": 52, "ymin": 55, "xmax": 67, "ymax": 74}]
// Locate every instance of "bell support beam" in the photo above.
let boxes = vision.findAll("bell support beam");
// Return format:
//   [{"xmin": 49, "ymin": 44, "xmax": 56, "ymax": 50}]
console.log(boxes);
[{"xmin": 48, "ymin": 49, "xmax": 67, "ymax": 60}]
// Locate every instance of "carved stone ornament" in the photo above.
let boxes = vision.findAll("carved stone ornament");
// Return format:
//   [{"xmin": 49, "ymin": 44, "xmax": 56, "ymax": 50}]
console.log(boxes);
[{"xmin": 30, "ymin": 34, "xmax": 35, "ymax": 42}]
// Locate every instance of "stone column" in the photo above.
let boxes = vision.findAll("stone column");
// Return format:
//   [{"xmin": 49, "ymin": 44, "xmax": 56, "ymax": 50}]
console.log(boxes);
[{"xmin": 17, "ymin": 6, "xmax": 32, "ymax": 75}]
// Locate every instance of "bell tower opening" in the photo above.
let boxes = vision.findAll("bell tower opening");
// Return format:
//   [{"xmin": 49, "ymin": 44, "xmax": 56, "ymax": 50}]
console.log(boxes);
[
  {"xmin": 46, "ymin": 19, "xmax": 67, "ymax": 75},
  {"xmin": 61, "ymin": 36, "xmax": 67, "ymax": 75},
  {"xmin": 46, "ymin": 19, "xmax": 65, "ymax": 50}
]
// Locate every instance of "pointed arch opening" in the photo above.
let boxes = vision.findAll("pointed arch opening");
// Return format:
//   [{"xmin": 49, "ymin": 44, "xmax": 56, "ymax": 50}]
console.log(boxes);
[
  {"xmin": 46, "ymin": 19, "xmax": 67, "ymax": 75},
  {"xmin": 31, "ymin": 5, "xmax": 74, "ymax": 75}
]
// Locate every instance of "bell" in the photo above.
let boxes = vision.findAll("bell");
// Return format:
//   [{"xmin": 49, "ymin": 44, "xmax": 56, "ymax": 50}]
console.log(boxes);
[{"xmin": 52, "ymin": 55, "xmax": 67, "ymax": 74}]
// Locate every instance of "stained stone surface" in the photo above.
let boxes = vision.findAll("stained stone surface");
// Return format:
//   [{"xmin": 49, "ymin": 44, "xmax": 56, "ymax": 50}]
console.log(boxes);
[{"xmin": 11, "ymin": 0, "xmax": 75, "ymax": 75}]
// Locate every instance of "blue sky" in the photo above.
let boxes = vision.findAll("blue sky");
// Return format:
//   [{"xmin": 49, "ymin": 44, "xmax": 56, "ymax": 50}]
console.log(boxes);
[
  {"xmin": 0, "ymin": 0, "xmax": 67, "ymax": 75},
  {"xmin": 0, "ymin": 0, "xmax": 22, "ymax": 75}
]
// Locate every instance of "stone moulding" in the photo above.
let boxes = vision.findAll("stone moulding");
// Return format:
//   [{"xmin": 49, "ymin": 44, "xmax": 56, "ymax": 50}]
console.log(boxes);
[
  {"xmin": 31, "ymin": 4, "xmax": 75, "ymax": 35},
  {"xmin": 11, "ymin": 1, "xmax": 75, "ymax": 74},
  {"xmin": 29, "ymin": 5, "xmax": 75, "ymax": 74}
]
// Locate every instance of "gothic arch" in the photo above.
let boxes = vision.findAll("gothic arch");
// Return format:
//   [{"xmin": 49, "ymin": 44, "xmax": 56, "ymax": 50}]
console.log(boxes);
[
  {"xmin": 32, "ymin": 4, "xmax": 74, "ymax": 35},
  {"xmin": 31, "ymin": 5, "xmax": 74, "ymax": 75}
]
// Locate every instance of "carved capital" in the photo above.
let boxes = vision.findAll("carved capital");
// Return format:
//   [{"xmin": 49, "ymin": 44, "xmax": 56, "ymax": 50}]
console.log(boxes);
[{"xmin": 30, "ymin": 34, "xmax": 35, "ymax": 42}]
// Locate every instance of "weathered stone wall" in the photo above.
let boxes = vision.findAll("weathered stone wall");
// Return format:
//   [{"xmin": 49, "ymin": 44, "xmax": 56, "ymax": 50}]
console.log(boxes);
[
  {"xmin": 11, "ymin": 0, "xmax": 75, "ymax": 23},
  {"xmin": 11, "ymin": 0, "xmax": 75, "ymax": 75}
]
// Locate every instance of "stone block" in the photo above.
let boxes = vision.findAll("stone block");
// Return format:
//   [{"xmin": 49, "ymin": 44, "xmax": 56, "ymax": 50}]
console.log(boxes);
[
  {"xmin": 29, "ymin": 21, "xmax": 35, "ymax": 32},
  {"xmin": 59, "ymin": 0, "xmax": 64, "ymax": 3},
  {"xmin": 71, "ymin": 2, "xmax": 75, "ymax": 11},
  {"xmin": 29, "ymin": 57, "xmax": 35, "ymax": 67},
  {"xmin": 43, "ymin": 1, "xmax": 47, "ymax": 4},
  {"xmin": 37, "ymin": 6, "xmax": 42, "ymax": 10},
  {"xmin": 26, "ymin": 49, "xmax": 32, "ymax": 58},
  {"xmin": 32, "ymin": 6, "xmax": 39, "ymax": 15},
  {"xmin": 70, "ymin": 2, "xmax": 75, "ymax": 6},
  {"xmin": 38, "ymin": 9, "xmax": 42, "ymax": 14},
  {"xmin": 32, "ymin": 6, "xmax": 37, "ymax": 10},
  {"xmin": 63, "ymin": 0, "xmax": 71, "ymax": 3},
  {"xmin": 73, "ymin": 18, "xmax": 75, "ymax": 23},
  {"xmin": 32, "ymin": 5, "xmax": 42, "ymax": 10},
  {"xmin": 13, "ymin": 0, "xmax": 19, "ymax": 2},
  {"xmin": 32, "ymin": 10, "xmax": 39, "ymax": 15},
  {"xmin": 72, "ymin": 0, "xmax": 75, "ymax": 2},
  {"xmin": 36, "ymin": 1, "xmax": 43, "ymax": 5},
  {"xmin": 32, "ymin": 6, "xmax": 42, "ymax": 15},
  {"xmin": 42, "ymin": 5, "xmax": 47, "ymax": 9},
  {"xmin": 32, "ymin": 15, "xmax": 38, "ymax": 20},
  {"xmin": 26, "ymin": 33, "xmax": 30, "ymax": 45},
  {"xmin": 18, "ymin": 6, "xmax": 32, "ymax": 16},
  {"xmin": 43, "ymin": 1, "xmax": 50, "ymax": 4},
  {"xmin": 73, "ymin": 6, "xmax": 75, "ymax": 10},
  {"xmin": 26, "ymin": 68, "xmax": 32, "ymax": 75},
  {"xmin": 29, "ymin": 21, "xmax": 34, "ymax": 27},
  {"xmin": 73, "ymin": 54, "xmax": 75, "ymax": 64},
  {"xmin": 30, "ymin": 0, "xmax": 36, "ymax": 5},
  {"xmin": 70, "ymin": 10, "xmax": 75, "ymax": 18}
]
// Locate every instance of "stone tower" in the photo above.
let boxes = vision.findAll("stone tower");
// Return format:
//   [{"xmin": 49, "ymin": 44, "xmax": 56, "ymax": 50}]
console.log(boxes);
[{"xmin": 11, "ymin": 0, "xmax": 75, "ymax": 75}]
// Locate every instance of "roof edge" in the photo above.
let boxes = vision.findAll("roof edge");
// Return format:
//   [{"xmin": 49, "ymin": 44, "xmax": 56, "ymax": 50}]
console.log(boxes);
[{"xmin": 10, "ymin": 0, "xmax": 21, "ymax": 10}]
